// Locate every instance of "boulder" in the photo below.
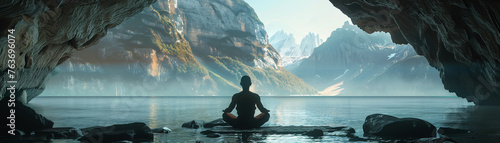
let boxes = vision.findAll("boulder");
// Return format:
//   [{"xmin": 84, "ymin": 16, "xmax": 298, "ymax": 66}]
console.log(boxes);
[
  {"xmin": 182, "ymin": 120, "xmax": 205, "ymax": 129},
  {"xmin": 201, "ymin": 130, "xmax": 221, "ymax": 138},
  {"xmin": 304, "ymin": 129, "xmax": 324, "ymax": 137},
  {"xmin": 363, "ymin": 114, "xmax": 436, "ymax": 138},
  {"xmin": 0, "ymin": 97, "xmax": 54, "ymax": 136},
  {"xmin": 151, "ymin": 127, "xmax": 171, "ymax": 134},
  {"xmin": 204, "ymin": 118, "xmax": 228, "ymax": 128},
  {"xmin": 78, "ymin": 122, "xmax": 153, "ymax": 142},
  {"xmin": 206, "ymin": 133, "xmax": 221, "ymax": 138},
  {"xmin": 35, "ymin": 127, "xmax": 83, "ymax": 139},
  {"xmin": 416, "ymin": 137, "xmax": 457, "ymax": 143},
  {"xmin": 200, "ymin": 130, "xmax": 215, "ymax": 135}
]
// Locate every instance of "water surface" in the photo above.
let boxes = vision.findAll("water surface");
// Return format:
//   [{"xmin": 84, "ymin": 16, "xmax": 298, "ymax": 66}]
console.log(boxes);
[{"xmin": 30, "ymin": 96, "xmax": 474, "ymax": 142}]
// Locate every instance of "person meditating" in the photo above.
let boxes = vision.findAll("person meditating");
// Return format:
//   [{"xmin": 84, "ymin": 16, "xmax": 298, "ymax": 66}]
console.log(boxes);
[{"xmin": 222, "ymin": 75, "xmax": 270, "ymax": 129}]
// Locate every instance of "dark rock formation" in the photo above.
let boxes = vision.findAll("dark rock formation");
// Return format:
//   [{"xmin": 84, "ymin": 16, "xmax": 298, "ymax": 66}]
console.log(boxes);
[
  {"xmin": 0, "ymin": 0, "xmax": 156, "ymax": 101},
  {"xmin": 182, "ymin": 120, "xmax": 205, "ymax": 129},
  {"xmin": 206, "ymin": 133, "xmax": 221, "ymax": 138},
  {"xmin": 416, "ymin": 137, "xmax": 457, "ymax": 143},
  {"xmin": 363, "ymin": 114, "xmax": 436, "ymax": 139},
  {"xmin": 79, "ymin": 122, "xmax": 153, "ymax": 142},
  {"xmin": 304, "ymin": 129, "xmax": 324, "ymax": 137},
  {"xmin": 329, "ymin": 0, "xmax": 500, "ymax": 105},
  {"xmin": 34, "ymin": 127, "xmax": 83, "ymax": 139},
  {"xmin": 0, "ymin": 97, "xmax": 53, "ymax": 136},
  {"xmin": 204, "ymin": 118, "xmax": 228, "ymax": 128},
  {"xmin": 201, "ymin": 130, "xmax": 221, "ymax": 138},
  {"xmin": 151, "ymin": 127, "xmax": 171, "ymax": 134}
]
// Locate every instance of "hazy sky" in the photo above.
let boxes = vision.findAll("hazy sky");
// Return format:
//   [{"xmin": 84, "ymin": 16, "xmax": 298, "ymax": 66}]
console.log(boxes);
[{"xmin": 244, "ymin": 0, "xmax": 350, "ymax": 41}]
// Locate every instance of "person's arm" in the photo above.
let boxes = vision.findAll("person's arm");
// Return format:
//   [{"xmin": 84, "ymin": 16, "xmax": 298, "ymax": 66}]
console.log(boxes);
[
  {"xmin": 223, "ymin": 95, "xmax": 236, "ymax": 113},
  {"xmin": 256, "ymin": 94, "xmax": 270, "ymax": 113}
]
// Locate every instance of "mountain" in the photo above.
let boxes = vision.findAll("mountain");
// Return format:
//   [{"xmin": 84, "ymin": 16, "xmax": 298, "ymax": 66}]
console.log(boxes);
[
  {"xmin": 299, "ymin": 32, "xmax": 323, "ymax": 58},
  {"xmin": 42, "ymin": 0, "xmax": 317, "ymax": 96},
  {"xmin": 293, "ymin": 21, "xmax": 451, "ymax": 96},
  {"xmin": 269, "ymin": 30, "xmax": 299, "ymax": 57},
  {"xmin": 269, "ymin": 30, "xmax": 323, "ymax": 67}
]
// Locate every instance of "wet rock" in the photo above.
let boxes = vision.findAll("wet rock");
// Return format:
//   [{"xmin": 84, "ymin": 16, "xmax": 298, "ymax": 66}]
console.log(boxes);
[
  {"xmin": 35, "ymin": 127, "xmax": 83, "ymax": 139},
  {"xmin": 151, "ymin": 127, "xmax": 171, "ymax": 134},
  {"xmin": 182, "ymin": 120, "xmax": 205, "ymax": 129},
  {"xmin": 201, "ymin": 130, "xmax": 221, "ymax": 138},
  {"xmin": 204, "ymin": 118, "xmax": 228, "ymax": 128},
  {"xmin": 0, "ymin": 97, "xmax": 54, "ymax": 136},
  {"xmin": 416, "ymin": 137, "xmax": 457, "ymax": 143},
  {"xmin": 330, "ymin": 127, "xmax": 356, "ymax": 136},
  {"xmin": 200, "ymin": 130, "xmax": 215, "ymax": 135},
  {"xmin": 363, "ymin": 114, "xmax": 436, "ymax": 138},
  {"xmin": 206, "ymin": 133, "xmax": 221, "ymax": 138},
  {"xmin": 341, "ymin": 127, "xmax": 356, "ymax": 134},
  {"xmin": 78, "ymin": 122, "xmax": 153, "ymax": 142},
  {"xmin": 438, "ymin": 127, "xmax": 470, "ymax": 135},
  {"xmin": 304, "ymin": 129, "xmax": 324, "ymax": 137}
]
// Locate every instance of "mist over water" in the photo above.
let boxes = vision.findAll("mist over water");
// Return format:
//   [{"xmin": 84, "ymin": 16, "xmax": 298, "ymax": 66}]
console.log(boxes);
[{"xmin": 29, "ymin": 96, "xmax": 472, "ymax": 142}]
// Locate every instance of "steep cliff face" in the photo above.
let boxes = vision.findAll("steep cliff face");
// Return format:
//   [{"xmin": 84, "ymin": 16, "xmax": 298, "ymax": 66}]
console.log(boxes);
[
  {"xmin": 43, "ymin": 2, "xmax": 230, "ymax": 97},
  {"xmin": 0, "ymin": 0, "xmax": 156, "ymax": 101},
  {"xmin": 329, "ymin": 0, "xmax": 500, "ymax": 104},
  {"xmin": 178, "ymin": 0, "xmax": 279, "ymax": 68},
  {"xmin": 43, "ymin": 0, "xmax": 317, "ymax": 97}
]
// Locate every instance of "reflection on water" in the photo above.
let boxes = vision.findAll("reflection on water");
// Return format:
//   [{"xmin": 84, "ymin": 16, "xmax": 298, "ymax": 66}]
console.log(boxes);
[
  {"xmin": 149, "ymin": 101, "xmax": 158, "ymax": 129},
  {"xmin": 444, "ymin": 106, "xmax": 500, "ymax": 142},
  {"xmin": 29, "ymin": 96, "xmax": 475, "ymax": 142}
]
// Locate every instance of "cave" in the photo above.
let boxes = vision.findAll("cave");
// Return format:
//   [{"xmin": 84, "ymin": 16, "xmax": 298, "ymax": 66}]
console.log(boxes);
[{"xmin": 1, "ymin": 0, "xmax": 499, "ymax": 142}]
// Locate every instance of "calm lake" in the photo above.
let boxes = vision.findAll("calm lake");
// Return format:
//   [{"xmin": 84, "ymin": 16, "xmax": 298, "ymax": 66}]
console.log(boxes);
[{"xmin": 29, "ymin": 96, "xmax": 474, "ymax": 142}]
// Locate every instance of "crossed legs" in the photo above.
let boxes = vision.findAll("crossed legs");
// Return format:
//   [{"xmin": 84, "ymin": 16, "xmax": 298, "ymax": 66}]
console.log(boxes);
[{"xmin": 222, "ymin": 112, "xmax": 270, "ymax": 129}]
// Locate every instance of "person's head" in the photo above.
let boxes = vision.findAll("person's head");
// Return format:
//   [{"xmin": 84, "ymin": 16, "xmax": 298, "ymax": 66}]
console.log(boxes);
[{"xmin": 240, "ymin": 75, "xmax": 252, "ymax": 89}]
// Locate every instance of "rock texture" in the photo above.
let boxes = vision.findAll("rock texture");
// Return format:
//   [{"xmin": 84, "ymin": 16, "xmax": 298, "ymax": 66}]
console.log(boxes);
[
  {"xmin": 329, "ymin": 0, "xmax": 500, "ymax": 104},
  {"xmin": 79, "ymin": 122, "xmax": 153, "ymax": 142},
  {"xmin": 363, "ymin": 114, "xmax": 436, "ymax": 139},
  {"xmin": 178, "ymin": 0, "xmax": 279, "ymax": 68},
  {"xmin": 0, "ymin": 0, "xmax": 156, "ymax": 101}
]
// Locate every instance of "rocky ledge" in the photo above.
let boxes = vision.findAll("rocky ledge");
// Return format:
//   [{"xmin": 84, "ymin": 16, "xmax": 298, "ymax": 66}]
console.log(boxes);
[{"xmin": 329, "ymin": 0, "xmax": 500, "ymax": 105}]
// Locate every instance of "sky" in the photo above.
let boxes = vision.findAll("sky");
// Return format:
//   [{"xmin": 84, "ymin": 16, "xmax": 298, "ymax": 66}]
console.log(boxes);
[{"xmin": 244, "ymin": 0, "xmax": 351, "ymax": 41}]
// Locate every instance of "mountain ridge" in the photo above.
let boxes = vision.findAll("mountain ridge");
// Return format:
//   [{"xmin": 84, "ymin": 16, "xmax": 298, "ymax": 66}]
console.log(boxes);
[{"xmin": 43, "ymin": 0, "xmax": 318, "ymax": 97}]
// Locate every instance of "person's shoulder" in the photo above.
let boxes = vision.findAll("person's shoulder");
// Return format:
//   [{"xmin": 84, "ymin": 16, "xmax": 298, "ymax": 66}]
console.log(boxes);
[
  {"xmin": 233, "ymin": 92, "xmax": 243, "ymax": 97},
  {"xmin": 249, "ymin": 92, "xmax": 260, "ymax": 97}
]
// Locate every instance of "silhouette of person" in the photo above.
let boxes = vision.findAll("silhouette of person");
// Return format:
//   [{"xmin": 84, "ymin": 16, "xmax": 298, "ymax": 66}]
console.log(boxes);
[{"xmin": 222, "ymin": 76, "xmax": 270, "ymax": 129}]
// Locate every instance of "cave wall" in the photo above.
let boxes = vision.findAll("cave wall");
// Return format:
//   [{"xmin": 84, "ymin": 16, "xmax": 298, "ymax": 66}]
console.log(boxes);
[
  {"xmin": 329, "ymin": 0, "xmax": 500, "ymax": 104},
  {"xmin": 0, "ymin": 0, "xmax": 156, "ymax": 101}
]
